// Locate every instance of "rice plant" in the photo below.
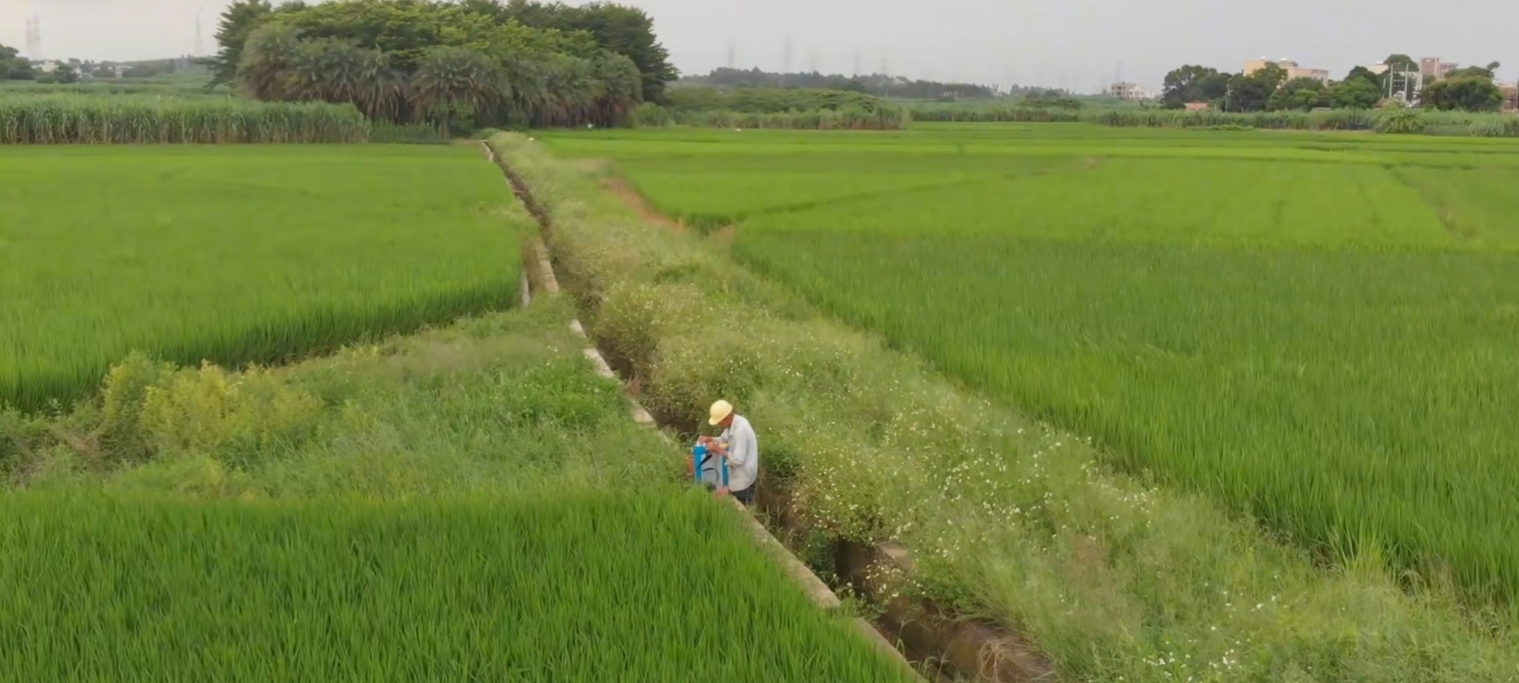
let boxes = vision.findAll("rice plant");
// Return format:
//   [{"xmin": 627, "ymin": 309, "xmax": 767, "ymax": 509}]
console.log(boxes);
[
  {"xmin": 0, "ymin": 144, "xmax": 521, "ymax": 410},
  {"xmin": 553, "ymin": 123, "xmax": 1519, "ymax": 607},
  {"xmin": 491, "ymin": 130, "xmax": 1519, "ymax": 683},
  {"xmin": 0, "ymin": 491, "xmax": 915, "ymax": 682},
  {"xmin": 0, "ymin": 94, "xmax": 369, "ymax": 144}
]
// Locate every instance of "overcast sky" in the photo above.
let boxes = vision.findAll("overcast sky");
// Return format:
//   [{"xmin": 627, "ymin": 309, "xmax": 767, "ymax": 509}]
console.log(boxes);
[{"xmin": 3, "ymin": 0, "xmax": 1515, "ymax": 90}]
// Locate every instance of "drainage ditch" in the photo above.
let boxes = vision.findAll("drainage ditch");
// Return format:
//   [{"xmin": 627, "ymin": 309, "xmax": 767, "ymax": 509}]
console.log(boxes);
[{"xmin": 484, "ymin": 140, "xmax": 1056, "ymax": 683}]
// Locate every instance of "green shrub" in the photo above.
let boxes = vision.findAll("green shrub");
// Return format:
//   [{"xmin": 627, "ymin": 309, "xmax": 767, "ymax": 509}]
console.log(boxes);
[{"xmin": 630, "ymin": 101, "xmax": 675, "ymax": 127}]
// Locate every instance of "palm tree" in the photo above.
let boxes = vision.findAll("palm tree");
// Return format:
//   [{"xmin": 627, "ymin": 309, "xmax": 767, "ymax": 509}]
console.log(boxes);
[
  {"xmin": 285, "ymin": 39, "xmax": 337, "ymax": 102},
  {"xmin": 409, "ymin": 46, "xmax": 508, "ymax": 136},
  {"xmin": 539, "ymin": 54, "xmax": 596, "ymax": 127},
  {"xmin": 591, "ymin": 50, "xmax": 642, "ymax": 126},
  {"xmin": 498, "ymin": 51, "xmax": 549, "ymax": 128},
  {"xmin": 355, "ymin": 49, "xmax": 404, "ymax": 123},
  {"xmin": 236, "ymin": 23, "xmax": 304, "ymax": 101}
]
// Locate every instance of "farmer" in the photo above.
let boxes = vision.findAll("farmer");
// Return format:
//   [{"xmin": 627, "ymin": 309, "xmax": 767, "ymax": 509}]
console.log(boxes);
[{"xmin": 699, "ymin": 400, "xmax": 759, "ymax": 507}]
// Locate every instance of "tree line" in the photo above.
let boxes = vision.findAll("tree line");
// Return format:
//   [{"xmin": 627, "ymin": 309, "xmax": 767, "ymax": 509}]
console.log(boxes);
[
  {"xmin": 1163, "ymin": 54, "xmax": 1506, "ymax": 113},
  {"xmin": 665, "ymin": 86, "xmax": 890, "ymax": 113},
  {"xmin": 206, "ymin": 0, "xmax": 677, "ymax": 131},
  {"xmin": 0, "ymin": 55, "xmax": 194, "ymax": 84},
  {"xmin": 0, "ymin": 43, "xmax": 35, "ymax": 81},
  {"xmin": 678, "ymin": 67, "xmax": 1007, "ymax": 100}
]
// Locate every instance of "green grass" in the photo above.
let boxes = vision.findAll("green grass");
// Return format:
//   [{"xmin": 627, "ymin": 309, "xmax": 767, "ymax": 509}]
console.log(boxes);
[
  {"xmin": 0, "ymin": 144, "xmax": 520, "ymax": 410},
  {"xmin": 2, "ymin": 296, "xmax": 683, "ymax": 497},
  {"xmin": 0, "ymin": 491, "xmax": 913, "ymax": 683},
  {"xmin": 508, "ymin": 127, "xmax": 1519, "ymax": 681}
]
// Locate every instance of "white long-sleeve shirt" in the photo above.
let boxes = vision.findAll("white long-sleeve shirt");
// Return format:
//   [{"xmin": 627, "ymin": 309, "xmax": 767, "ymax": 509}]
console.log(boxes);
[{"xmin": 719, "ymin": 414, "xmax": 759, "ymax": 492}]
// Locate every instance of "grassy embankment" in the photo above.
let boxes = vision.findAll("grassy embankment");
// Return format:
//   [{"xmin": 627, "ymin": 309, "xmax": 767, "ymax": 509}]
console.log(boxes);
[{"xmin": 502, "ymin": 129, "xmax": 1519, "ymax": 683}]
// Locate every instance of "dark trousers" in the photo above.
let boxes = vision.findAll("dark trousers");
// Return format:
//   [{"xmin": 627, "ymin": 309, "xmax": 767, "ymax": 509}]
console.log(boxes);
[{"xmin": 730, "ymin": 485, "xmax": 755, "ymax": 507}]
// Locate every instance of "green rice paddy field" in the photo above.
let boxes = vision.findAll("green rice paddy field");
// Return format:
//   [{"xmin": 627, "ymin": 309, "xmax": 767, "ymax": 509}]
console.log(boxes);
[
  {"xmin": 541, "ymin": 123, "xmax": 1519, "ymax": 605},
  {"xmin": 0, "ymin": 145, "xmax": 522, "ymax": 410},
  {"xmin": 0, "ymin": 491, "xmax": 912, "ymax": 682},
  {"xmin": 0, "ymin": 141, "xmax": 920, "ymax": 682}
]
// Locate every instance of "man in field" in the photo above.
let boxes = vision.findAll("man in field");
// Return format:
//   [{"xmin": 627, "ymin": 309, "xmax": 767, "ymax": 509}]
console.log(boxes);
[{"xmin": 698, "ymin": 400, "xmax": 759, "ymax": 507}]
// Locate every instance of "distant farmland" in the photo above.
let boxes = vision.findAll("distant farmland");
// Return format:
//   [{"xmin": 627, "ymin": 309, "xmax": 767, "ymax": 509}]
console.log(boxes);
[{"xmin": 543, "ymin": 123, "xmax": 1519, "ymax": 605}]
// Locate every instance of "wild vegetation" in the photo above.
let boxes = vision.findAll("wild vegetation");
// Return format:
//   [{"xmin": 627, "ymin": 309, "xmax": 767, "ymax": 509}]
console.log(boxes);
[
  {"xmin": 0, "ymin": 144, "xmax": 518, "ymax": 410},
  {"xmin": 526, "ymin": 125, "xmax": 1519, "ymax": 682},
  {"xmin": 0, "ymin": 293, "xmax": 669, "ymax": 494}
]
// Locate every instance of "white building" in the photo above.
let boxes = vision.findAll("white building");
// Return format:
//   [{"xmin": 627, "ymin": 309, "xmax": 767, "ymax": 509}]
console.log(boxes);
[
  {"xmin": 1108, "ymin": 81, "xmax": 1154, "ymax": 100},
  {"xmin": 1245, "ymin": 58, "xmax": 1330, "ymax": 84}
]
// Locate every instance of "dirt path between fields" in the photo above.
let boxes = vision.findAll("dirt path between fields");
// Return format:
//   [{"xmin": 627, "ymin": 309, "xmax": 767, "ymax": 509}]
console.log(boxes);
[{"xmin": 602, "ymin": 177, "xmax": 688, "ymax": 234}]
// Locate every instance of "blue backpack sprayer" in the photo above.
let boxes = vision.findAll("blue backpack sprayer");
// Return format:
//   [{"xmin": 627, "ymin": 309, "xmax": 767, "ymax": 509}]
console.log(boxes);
[{"xmin": 693, "ymin": 440, "xmax": 728, "ymax": 491}]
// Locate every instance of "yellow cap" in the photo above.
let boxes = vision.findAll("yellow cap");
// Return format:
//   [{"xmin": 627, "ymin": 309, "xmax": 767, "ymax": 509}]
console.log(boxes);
[{"xmin": 708, "ymin": 400, "xmax": 734, "ymax": 426}]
